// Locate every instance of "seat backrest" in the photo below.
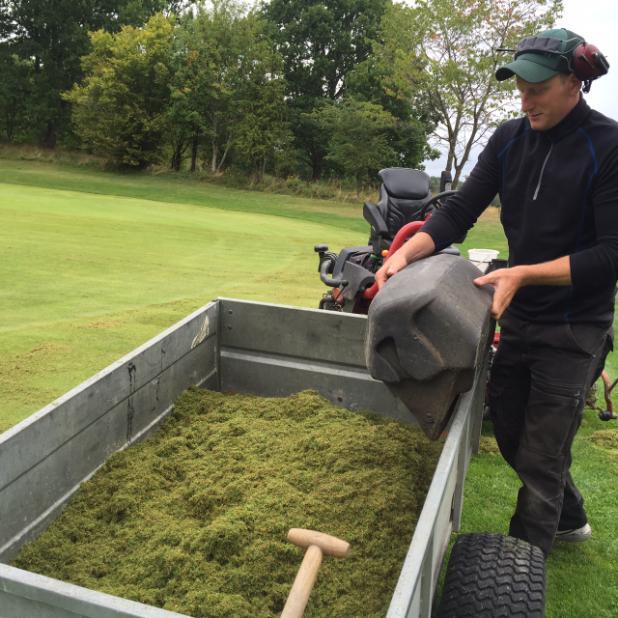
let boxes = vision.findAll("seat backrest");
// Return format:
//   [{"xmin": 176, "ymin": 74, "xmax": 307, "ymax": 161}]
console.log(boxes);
[{"xmin": 376, "ymin": 168, "xmax": 431, "ymax": 238}]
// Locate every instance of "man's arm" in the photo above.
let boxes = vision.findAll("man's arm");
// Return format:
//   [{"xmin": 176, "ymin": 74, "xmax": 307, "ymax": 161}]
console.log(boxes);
[
  {"xmin": 474, "ymin": 256, "xmax": 571, "ymax": 319},
  {"xmin": 570, "ymin": 145, "xmax": 618, "ymax": 292}
]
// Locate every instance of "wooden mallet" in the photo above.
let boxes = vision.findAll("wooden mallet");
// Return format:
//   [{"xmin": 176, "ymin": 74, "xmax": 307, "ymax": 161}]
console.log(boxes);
[{"xmin": 281, "ymin": 528, "xmax": 351, "ymax": 618}]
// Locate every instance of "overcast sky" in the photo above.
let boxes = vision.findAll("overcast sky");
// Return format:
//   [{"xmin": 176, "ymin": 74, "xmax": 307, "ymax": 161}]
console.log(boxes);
[{"xmin": 422, "ymin": 0, "xmax": 618, "ymax": 177}]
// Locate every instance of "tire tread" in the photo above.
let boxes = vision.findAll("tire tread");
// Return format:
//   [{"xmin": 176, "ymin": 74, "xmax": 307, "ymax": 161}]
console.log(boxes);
[{"xmin": 436, "ymin": 533, "xmax": 545, "ymax": 617}]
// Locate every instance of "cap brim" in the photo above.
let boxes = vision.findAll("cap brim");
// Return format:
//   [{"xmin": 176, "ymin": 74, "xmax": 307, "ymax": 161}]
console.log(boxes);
[{"xmin": 496, "ymin": 57, "xmax": 561, "ymax": 83}]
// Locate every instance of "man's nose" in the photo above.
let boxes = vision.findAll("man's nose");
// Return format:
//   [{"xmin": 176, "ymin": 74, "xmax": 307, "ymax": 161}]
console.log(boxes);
[{"xmin": 520, "ymin": 93, "xmax": 532, "ymax": 112}]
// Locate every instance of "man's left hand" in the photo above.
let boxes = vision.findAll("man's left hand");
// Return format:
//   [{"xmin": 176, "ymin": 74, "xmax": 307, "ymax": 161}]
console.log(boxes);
[{"xmin": 473, "ymin": 267, "xmax": 525, "ymax": 319}]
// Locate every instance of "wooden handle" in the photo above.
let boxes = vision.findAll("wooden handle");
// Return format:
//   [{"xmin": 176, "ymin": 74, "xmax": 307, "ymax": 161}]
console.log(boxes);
[
  {"xmin": 287, "ymin": 528, "xmax": 350, "ymax": 558},
  {"xmin": 281, "ymin": 545, "xmax": 323, "ymax": 618}
]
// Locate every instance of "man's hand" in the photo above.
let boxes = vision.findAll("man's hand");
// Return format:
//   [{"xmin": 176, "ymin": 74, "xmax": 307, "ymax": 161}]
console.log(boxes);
[
  {"xmin": 473, "ymin": 256, "xmax": 571, "ymax": 319},
  {"xmin": 374, "ymin": 231, "xmax": 437, "ymax": 290},
  {"xmin": 474, "ymin": 267, "xmax": 525, "ymax": 319},
  {"xmin": 375, "ymin": 252, "xmax": 409, "ymax": 289}
]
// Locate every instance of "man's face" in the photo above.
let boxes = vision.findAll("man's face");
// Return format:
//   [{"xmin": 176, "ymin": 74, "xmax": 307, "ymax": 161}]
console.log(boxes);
[{"xmin": 516, "ymin": 74, "xmax": 581, "ymax": 131}]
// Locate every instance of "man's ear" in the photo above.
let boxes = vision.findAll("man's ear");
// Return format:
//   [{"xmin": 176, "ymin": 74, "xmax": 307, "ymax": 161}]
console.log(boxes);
[{"xmin": 568, "ymin": 73, "xmax": 583, "ymax": 94}]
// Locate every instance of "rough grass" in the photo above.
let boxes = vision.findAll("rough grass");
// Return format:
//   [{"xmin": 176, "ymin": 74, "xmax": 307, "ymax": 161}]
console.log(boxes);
[
  {"xmin": 12, "ymin": 389, "xmax": 441, "ymax": 617},
  {"xmin": 0, "ymin": 143, "xmax": 407, "ymax": 204},
  {"xmin": 590, "ymin": 429, "xmax": 618, "ymax": 457}
]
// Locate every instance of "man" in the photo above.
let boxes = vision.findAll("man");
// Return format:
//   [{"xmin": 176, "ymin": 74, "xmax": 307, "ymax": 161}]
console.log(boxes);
[{"xmin": 375, "ymin": 28, "xmax": 618, "ymax": 557}]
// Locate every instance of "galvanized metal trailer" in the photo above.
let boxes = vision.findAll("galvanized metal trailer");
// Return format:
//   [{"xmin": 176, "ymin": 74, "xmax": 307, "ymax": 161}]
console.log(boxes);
[{"xmin": 0, "ymin": 298, "xmax": 490, "ymax": 618}]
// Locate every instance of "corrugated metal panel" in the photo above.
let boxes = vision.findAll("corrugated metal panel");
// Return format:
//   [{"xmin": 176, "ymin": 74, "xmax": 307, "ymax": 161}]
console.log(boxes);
[{"xmin": 218, "ymin": 299, "xmax": 415, "ymax": 423}]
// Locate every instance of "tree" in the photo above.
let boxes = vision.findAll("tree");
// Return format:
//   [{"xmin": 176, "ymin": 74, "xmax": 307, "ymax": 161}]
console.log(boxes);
[
  {"xmin": 168, "ymin": 2, "xmax": 288, "ymax": 176},
  {"xmin": 0, "ymin": 1, "xmax": 12, "ymax": 39},
  {"xmin": 232, "ymin": 38, "xmax": 289, "ymax": 181},
  {"xmin": 2, "ymin": 0, "xmax": 179, "ymax": 147},
  {"xmin": 0, "ymin": 48, "xmax": 32, "ymax": 142},
  {"xmin": 310, "ymin": 99, "xmax": 397, "ymax": 189},
  {"xmin": 168, "ymin": 4, "xmax": 237, "ymax": 174},
  {"xmin": 65, "ymin": 14, "xmax": 175, "ymax": 168},
  {"xmin": 347, "ymin": 1, "xmax": 439, "ymax": 170},
  {"xmin": 263, "ymin": 0, "xmax": 389, "ymax": 179},
  {"xmin": 414, "ymin": 0, "xmax": 562, "ymax": 186}
]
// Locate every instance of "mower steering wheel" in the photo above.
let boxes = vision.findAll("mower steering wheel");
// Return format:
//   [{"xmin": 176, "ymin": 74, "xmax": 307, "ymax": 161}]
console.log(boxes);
[
  {"xmin": 361, "ymin": 189, "xmax": 458, "ymax": 301},
  {"xmin": 419, "ymin": 190, "xmax": 457, "ymax": 219}
]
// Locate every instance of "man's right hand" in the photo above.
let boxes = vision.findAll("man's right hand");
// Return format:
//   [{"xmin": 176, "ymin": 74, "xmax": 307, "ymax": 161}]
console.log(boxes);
[
  {"xmin": 374, "ymin": 231, "xmax": 437, "ymax": 290},
  {"xmin": 375, "ymin": 252, "xmax": 409, "ymax": 289}
]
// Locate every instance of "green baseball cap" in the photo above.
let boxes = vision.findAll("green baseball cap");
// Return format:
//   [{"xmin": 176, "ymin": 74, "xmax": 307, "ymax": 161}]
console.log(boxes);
[{"xmin": 496, "ymin": 28, "xmax": 583, "ymax": 83}]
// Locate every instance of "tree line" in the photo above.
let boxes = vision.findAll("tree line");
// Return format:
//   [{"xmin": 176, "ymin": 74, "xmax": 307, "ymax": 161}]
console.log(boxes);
[{"xmin": 0, "ymin": 0, "xmax": 560, "ymax": 187}]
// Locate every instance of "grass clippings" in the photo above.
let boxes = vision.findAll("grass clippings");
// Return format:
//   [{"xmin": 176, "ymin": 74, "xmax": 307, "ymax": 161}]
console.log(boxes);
[
  {"xmin": 13, "ymin": 388, "xmax": 440, "ymax": 618},
  {"xmin": 478, "ymin": 435, "xmax": 500, "ymax": 455},
  {"xmin": 590, "ymin": 429, "xmax": 618, "ymax": 457}
]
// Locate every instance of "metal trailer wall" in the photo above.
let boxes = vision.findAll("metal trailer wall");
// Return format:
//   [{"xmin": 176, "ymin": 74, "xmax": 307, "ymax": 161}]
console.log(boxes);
[{"xmin": 0, "ymin": 299, "xmax": 490, "ymax": 618}]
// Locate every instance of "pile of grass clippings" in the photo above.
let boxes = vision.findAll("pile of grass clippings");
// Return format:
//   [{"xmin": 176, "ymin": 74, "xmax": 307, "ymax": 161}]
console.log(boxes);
[
  {"xmin": 590, "ymin": 429, "xmax": 618, "ymax": 456},
  {"xmin": 478, "ymin": 435, "xmax": 500, "ymax": 455},
  {"xmin": 13, "ymin": 389, "xmax": 441, "ymax": 617}
]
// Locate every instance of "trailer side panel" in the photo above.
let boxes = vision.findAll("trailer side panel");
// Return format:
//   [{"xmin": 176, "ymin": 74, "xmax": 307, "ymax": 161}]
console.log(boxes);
[{"xmin": 218, "ymin": 299, "xmax": 415, "ymax": 423}]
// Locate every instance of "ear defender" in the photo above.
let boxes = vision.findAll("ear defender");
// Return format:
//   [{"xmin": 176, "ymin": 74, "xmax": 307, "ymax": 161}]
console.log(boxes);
[{"xmin": 572, "ymin": 42, "xmax": 609, "ymax": 91}]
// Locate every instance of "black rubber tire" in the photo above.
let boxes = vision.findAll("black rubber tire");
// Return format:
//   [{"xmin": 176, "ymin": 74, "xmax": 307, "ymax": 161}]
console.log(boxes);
[
  {"xmin": 318, "ymin": 295, "xmax": 342, "ymax": 311},
  {"xmin": 436, "ymin": 533, "xmax": 545, "ymax": 618}
]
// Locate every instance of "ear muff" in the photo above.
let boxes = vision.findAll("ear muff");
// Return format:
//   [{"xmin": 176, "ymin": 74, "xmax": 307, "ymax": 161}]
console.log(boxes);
[{"xmin": 572, "ymin": 42, "xmax": 609, "ymax": 81}]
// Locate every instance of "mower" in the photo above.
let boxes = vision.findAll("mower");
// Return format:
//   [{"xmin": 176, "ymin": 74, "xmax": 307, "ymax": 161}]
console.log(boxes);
[{"xmin": 314, "ymin": 167, "xmax": 459, "ymax": 314}]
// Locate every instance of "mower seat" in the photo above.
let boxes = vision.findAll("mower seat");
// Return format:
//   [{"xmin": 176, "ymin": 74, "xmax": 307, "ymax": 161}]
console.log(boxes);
[{"xmin": 363, "ymin": 168, "xmax": 432, "ymax": 254}]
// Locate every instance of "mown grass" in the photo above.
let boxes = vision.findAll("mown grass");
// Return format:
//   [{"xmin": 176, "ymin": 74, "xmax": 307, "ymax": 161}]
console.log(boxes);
[
  {"xmin": 0, "ymin": 160, "xmax": 368, "ymax": 429},
  {"xmin": 0, "ymin": 158, "xmax": 368, "ymax": 233},
  {"xmin": 0, "ymin": 158, "xmax": 615, "ymax": 616}
]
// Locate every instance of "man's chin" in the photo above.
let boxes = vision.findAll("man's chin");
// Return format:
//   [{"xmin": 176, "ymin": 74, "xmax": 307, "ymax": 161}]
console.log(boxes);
[{"xmin": 528, "ymin": 115, "xmax": 545, "ymax": 130}]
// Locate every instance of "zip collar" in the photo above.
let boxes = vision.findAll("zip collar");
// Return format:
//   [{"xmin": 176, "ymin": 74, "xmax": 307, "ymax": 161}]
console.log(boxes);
[{"xmin": 537, "ymin": 96, "xmax": 592, "ymax": 143}]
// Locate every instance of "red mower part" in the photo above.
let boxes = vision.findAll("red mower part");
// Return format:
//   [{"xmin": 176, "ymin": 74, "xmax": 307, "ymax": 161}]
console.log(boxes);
[{"xmin": 362, "ymin": 220, "xmax": 425, "ymax": 300}]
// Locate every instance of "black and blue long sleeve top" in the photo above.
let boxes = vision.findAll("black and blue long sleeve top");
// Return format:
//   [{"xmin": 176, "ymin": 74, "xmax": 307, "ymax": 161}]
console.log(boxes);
[{"xmin": 422, "ymin": 97, "xmax": 618, "ymax": 326}]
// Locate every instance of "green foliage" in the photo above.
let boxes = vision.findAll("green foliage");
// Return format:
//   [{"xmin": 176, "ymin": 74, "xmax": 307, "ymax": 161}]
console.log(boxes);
[
  {"xmin": 263, "ymin": 0, "xmax": 390, "ymax": 179},
  {"xmin": 65, "ymin": 14, "xmax": 175, "ymax": 169},
  {"xmin": 348, "ymin": 3, "xmax": 425, "ymax": 123},
  {"xmin": 2, "ymin": 0, "xmax": 176, "ymax": 146},
  {"xmin": 231, "ymin": 34, "xmax": 290, "ymax": 180},
  {"xmin": 347, "ymin": 2, "xmax": 441, "ymax": 168},
  {"xmin": 264, "ymin": 0, "xmax": 387, "ymax": 101},
  {"xmin": 168, "ymin": 3, "xmax": 289, "ymax": 176},
  {"xmin": 309, "ymin": 99, "xmax": 397, "ymax": 188},
  {"xmin": 0, "ymin": 48, "xmax": 32, "ymax": 142},
  {"xmin": 4, "ymin": 0, "xmax": 90, "ymax": 145},
  {"xmin": 0, "ymin": 1, "xmax": 11, "ymax": 39},
  {"xmin": 1, "ymin": 0, "xmax": 566, "ymax": 185}
]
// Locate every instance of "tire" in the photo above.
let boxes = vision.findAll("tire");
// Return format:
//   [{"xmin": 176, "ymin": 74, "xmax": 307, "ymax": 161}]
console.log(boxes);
[
  {"xmin": 318, "ymin": 295, "xmax": 342, "ymax": 311},
  {"xmin": 436, "ymin": 533, "xmax": 545, "ymax": 618}
]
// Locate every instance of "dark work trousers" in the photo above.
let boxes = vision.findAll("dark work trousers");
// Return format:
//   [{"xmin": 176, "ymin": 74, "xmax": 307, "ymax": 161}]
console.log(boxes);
[{"xmin": 489, "ymin": 312, "xmax": 611, "ymax": 556}]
